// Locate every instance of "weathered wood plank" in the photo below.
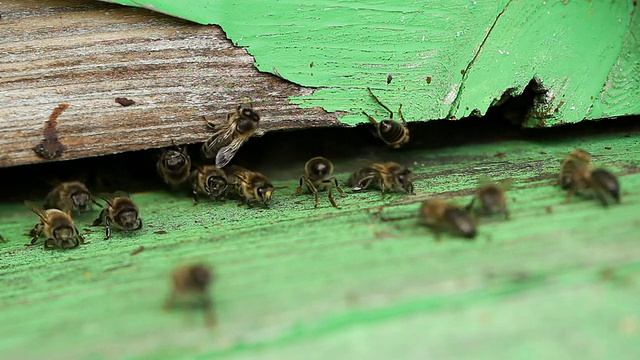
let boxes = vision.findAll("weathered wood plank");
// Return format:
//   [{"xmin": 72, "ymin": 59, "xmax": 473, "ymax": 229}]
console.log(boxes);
[
  {"xmin": 103, "ymin": 0, "xmax": 640, "ymax": 126},
  {"xmin": 0, "ymin": 0, "xmax": 340, "ymax": 168}
]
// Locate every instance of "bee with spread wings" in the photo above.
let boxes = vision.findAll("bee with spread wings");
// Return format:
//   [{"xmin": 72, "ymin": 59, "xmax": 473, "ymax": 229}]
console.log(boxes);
[{"xmin": 201, "ymin": 106, "xmax": 261, "ymax": 168}]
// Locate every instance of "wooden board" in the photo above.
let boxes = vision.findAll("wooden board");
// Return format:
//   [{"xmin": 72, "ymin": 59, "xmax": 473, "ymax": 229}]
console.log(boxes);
[
  {"xmin": 1, "ymin": 126, "xmax": 639, "ymax": 359},
  {"xmin": 103, "ymin": 0, "xmax": 640, "ymax": 126},
  {"xmin": 0, "ymin": 0, "xmax": 340, "ymax": 168}
]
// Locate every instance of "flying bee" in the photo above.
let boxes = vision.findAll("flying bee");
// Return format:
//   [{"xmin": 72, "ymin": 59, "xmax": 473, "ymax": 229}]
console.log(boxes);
[
  {"xmin": 347, "ymin": 162, "xmax": 414, "ymax": 197},
  {"xmin": 44, "ymin": 181, "xmax": 92, "ymax": 213},
  {"xmin": 157, "ymin": 142, "xmax": 192, "ymax": 187},
  {"xmin": 164, "ymin": 264, "xmax": 215, "ymax": 326},
  {"xmin": 92, "ymin": 192, "xmax": 142, "ymax": 240},
  {"xmin": 191, "ymin": 165, "xmax": 229, "ymax": 203},
  {"xmin": 24, "ymin": 200, "xmax": 85, "ymax": 249},
  {"xmin": 420, "ymin": 199, "xmax": 477, "ymax": 239},
  {"xmin": 201, "ymin": 106, "xmax": 261, "ymax": 168},
  {"xmin": 466, "ymin": 178, "xmax": 512, "ymax": 219},
  {"xmin": 559, "ymin": 149, "xmax": 592, "ymax": 191},
  {"xmin": 226, "ymin": 166, "xmax": 275, "ymax": 207},
  {"xmin": 295, "ymin": 156, "xmax": 346, "ymax": 208},
  {"xmin": 362, "ymin": 87, "xmax": 409, "ymax": 149}
]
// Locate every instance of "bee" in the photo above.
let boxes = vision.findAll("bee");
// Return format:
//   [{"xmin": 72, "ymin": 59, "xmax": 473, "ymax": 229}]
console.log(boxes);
[
  {"xmin": 226, "ymin": 166, "xmax": 275, "ymax": 207},
  {"xmin": 157, "ymin": 142, "xmax": 192, "ymax": 187},
  {"xmin": 420, "ymin": 199, "xmax": 477, "ymax": 239},
  {"xmin": 24, "ymin": 201, "xmax": 85, "ymax": 249},
  {"xmin": 362, "ymin": 87, "xmax": 409, "ymax": 149},
  {"xmin": 466, "ymin": 179, "xmax": 511, "ymax": 219},
  {"xmin": 201, "ymin": 106, "xmax": 261, "ymax": 168},
  {"xmin": 347, "ymin": 162, "xmax": 414, "ymax": 197},
  {"xmin": 559, "ymin": 150, "xmax": 621, "ymax": 206},
  {"xmin": 559, "ymin": 149, "xmax": 592, "ymax": 190},
  {"xmin": 295, "ymin": 157, "xmax": 345, "ymax": 208},
  {"xmin": 191, "ymin": 165, "xmax": 229, "ymax": 203},
  {"xmin": 164, "ymin": 264, "xmax": 215, "ymax": 326},
  {"xmin": 92, "ymin": 192, "xmax": 142, "ymax": 240},
  {"xmin": 44, "ymin": 181, "xmax": 93, "ymax": 213}
]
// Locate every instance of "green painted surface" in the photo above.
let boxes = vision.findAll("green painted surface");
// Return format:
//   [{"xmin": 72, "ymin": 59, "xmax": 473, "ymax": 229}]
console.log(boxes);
[
  {"xmin": 1, "ymin": 130, "xmax": 639, "ymax": 359},
  {"xmin": 101, "ymin": 0, "xmax": 640, "ymax": 126}
]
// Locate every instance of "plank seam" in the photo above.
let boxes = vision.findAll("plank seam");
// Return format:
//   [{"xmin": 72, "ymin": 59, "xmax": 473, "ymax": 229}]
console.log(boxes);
[{"xmin": 448, "ymin": 0, "xmax": 513, "ymax": 118}]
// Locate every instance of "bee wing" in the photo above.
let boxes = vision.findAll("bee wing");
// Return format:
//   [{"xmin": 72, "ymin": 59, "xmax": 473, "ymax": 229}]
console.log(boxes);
[
  {"xmin": 202, "ymin": 125, "xmax": 234, "ymax": 159},
  {"xmin": 24, "ymin": 201, "xmax": 48, "ymax": 220},
  {"xmin": 215, "ymin": 138, "xmax": 246, "ymax": 168}
]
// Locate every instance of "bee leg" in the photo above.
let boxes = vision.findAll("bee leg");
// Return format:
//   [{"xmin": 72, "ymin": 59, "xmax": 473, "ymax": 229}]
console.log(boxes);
[
  {"xmin": 44, "ymin": 238, "xmax": 57, "ymax": 249},
  {"xmin": 294, "ymin": 176, "xmax": 305, "ymax": 196},
  {"xmin": 324, "ymin": 178, "xmax": 344, "ymax": 208},
  {"xmin": 398, "ymin": 103, "xmax": 407, "ymax": 125},
  {"xmin": 26, "ymin": 223, "xmax": 43, "ymax": 246},
  {"xmin": 104, "ymin": 217, "xmax": 112, "ymax": 240},
  {"xmin": 192, "ymin": 183, "xmax": 200, "ymax": 205},
  {"xmin": 331, "ymin": 178, "xmax": 346, "ymax": 197},
  {"xmin": 92, "ymin": 208, "xmax": 107, "ymax": 226},
  {"xmin": 303, "ymin": 178, "xmax": 320, "ymax": 208},
  {"xmin": 352, "ymin": 175, "xmax": 374, "ymax": 192},
  {"xmin": 379, "ymin": 179, "xmax": 387, "ymax": 200},
  {"xmin": 203, "ymin": 115, "xmax": 216, "ymax": 130},
  {"xmin": 366, "ymin": 87, "xmax": 394, "ymax": 119}
]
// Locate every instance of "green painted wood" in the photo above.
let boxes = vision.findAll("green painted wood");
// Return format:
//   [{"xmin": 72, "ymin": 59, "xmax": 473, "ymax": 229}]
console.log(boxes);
[
  {"xmin": 1, "ymin": 131, "xmax": 639, "ymax": 359},
  {"xmin": 100, "ymin": 0, "xmax": 640, "ymax": 127}
]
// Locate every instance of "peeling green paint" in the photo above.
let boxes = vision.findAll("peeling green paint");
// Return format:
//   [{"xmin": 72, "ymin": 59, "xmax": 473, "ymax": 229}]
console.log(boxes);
[{"xmin": 101, "ymin": 0, "xmax": 639, "ymax": 127}]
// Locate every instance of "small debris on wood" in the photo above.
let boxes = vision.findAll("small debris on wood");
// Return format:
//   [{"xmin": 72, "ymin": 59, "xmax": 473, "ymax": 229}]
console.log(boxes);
[
  {"xmin": 545, "ymin": 206, "xmax": 553, "ymax": 214},
  {"xmin": 115, "ymin": 97, "xmax": 135, "ymax": 107},
  {"xmin": 154, "ymin": 230, "xmax": 168, "ymax": 235},
  {"xmin": 131, "ymin": 246, "xmax": 145, "ymax": 256},
  {"xmin": 494, "ymin": 152, "xmax": 506, "ymax": 158},
  {"xmin": 460, "ymin": 69, "xmax": 466, "ymax": 75},
  {"xmin": 0, "ymin": 234, "xmax": 7, "ymax": 242},
  {"xmin": 426, "ymin": 76, "xmax": 432, "ymax": 84},
  {"xmin": 604, "ymin": 146, "xmax": 612, "ymax": 150},
  {"xmin": 386, "ymin": 74, "xmax": 393, "ymax": 84},
  {"xmin": 309, "ymin": 61, "xmax": 314, "ymax": 68},
  {"xmin": 540, "ymin": 151, "xmax": 547, "ymax": 155},
  {"xmin": 32, "ymin": 103, "xmax": 69, "ymax": 160}
]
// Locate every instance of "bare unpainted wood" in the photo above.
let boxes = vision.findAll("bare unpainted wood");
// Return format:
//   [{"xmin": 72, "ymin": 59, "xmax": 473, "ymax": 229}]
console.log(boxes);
[{"xmin": 0, "ymin": 0, "xmax": 341, "ymax": 168}]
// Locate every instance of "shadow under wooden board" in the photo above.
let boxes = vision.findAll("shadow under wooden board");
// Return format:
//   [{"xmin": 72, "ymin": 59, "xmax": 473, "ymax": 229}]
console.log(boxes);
[
  {"xmin": 1, "ymin": 127, "xmax": 639, "ymax": 359},
  {"xmin": 0, "ymin": 0, "xmax": 340, "ymax": 168}
]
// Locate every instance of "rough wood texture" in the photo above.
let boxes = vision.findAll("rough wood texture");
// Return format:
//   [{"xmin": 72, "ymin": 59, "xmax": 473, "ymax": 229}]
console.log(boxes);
[{"xmin": 0, "ymin": 0, "xmax": 340, "ymax": 168}]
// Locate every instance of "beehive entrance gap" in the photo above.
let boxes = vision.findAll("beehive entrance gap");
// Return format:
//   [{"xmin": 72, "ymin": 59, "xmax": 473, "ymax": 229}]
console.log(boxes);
[{"xmin": 0, "ymin": 114, "xmax": 637, "ymax": 203}]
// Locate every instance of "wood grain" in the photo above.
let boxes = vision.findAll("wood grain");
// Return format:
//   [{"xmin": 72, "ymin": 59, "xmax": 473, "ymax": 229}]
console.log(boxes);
[{"xmin": 0, "ymin": 0, "xmax": 341, "ymax": 168}]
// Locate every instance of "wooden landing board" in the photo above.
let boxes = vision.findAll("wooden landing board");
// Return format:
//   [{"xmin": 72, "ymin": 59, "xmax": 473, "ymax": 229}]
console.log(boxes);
[{"xmin": 1, "ymin": 129, "xmax": 639, "ymax": 359}]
